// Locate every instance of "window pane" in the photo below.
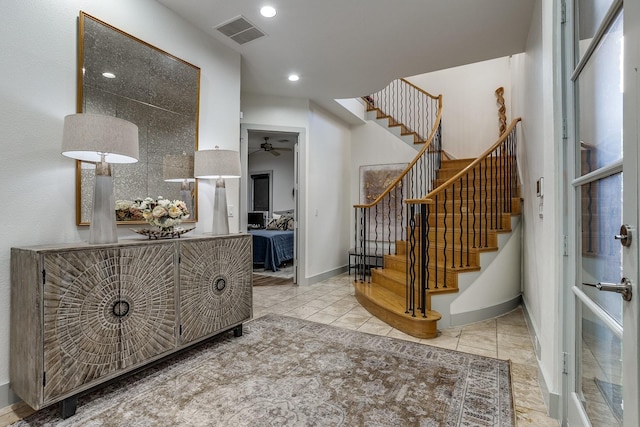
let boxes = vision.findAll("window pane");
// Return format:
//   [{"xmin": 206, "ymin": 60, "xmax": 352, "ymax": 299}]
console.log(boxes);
[
  {"xmin": 579, "ymin": 308, "xmax": 623, "ymax": 426},
  {"xmin": 577, "ymin": 0, "xmax": 617, "ymax": 61},
  {"xmin": 580, "ymin": 172, "xmax": 622, "ymax": 324},
  {"xmin": 577, "ymin": 11, "xmax": 623, "ymax": 176}
]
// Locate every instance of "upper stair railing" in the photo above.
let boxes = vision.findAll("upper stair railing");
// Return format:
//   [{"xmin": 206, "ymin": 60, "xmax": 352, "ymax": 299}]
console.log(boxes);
[
  {"xmin": 353, "ymin": 80, "xmax": 443, "ymax": 282},
  {"xmin": 365, "ymin": 78, "xmax": 441, "ymax": 142},
  {"xmin": 405, "ymin": 118, "xmax": 522, "ymax": 317}
]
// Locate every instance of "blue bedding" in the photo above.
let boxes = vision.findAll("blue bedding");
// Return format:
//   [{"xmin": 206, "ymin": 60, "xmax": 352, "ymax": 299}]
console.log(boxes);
[{"xmin": 249, "ymin": 229, "xmax": 294, "ymax": 271}]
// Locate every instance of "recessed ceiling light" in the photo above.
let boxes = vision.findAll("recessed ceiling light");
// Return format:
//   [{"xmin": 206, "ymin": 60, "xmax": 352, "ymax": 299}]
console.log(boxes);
[
  {"xmin": 288, "ymin": 74, "xmax": 299, "ymax": 82},
  {"xmin": 260, "ymin": 6, "xmax": 277, "ymax": 18},
  {"xmin": 102, "ymin": 72, "xmax": 116, "ymax": 79}
]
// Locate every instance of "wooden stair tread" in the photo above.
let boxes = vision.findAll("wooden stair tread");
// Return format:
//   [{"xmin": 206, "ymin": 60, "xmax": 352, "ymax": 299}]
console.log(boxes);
[{"xmin": 354, "ymin": 281, "xmax": 441, "ymax": 339}]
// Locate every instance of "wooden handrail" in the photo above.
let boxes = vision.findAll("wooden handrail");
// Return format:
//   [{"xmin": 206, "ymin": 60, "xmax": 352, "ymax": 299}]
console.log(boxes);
[
  {"xmin": 353, "ymin": 107, "xmax": 443, "ymax": 209},
  {"xmin": 400, "ymin": 78, "xmax": 442, "ymax": 104},
  {"xmin": 406, "ymin": 117, "xmax": 522, "ymax": 204}
]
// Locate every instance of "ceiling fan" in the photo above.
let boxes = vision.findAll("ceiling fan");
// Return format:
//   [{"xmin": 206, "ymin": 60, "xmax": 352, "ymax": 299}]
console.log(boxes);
[{"xmin": 250, "ymin": 137, "xmax": 293, "ymax": 157}]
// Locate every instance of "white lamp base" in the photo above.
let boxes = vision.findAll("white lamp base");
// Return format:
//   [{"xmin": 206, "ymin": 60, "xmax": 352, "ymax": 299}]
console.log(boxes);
[
  {"xmin": 212, "ymin": 178, "xmax": 229, "ymax": 235},
  {"xmin": 179, "ymin": 182, "xmax": 193, "ymax": 220},
  {"xmin": 90, "ymin": 172, "xmax": 117, "ymax": 244}
]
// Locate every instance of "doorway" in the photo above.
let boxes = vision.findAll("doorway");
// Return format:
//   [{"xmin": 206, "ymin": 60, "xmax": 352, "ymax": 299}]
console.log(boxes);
[{"xmin": 242, "ymin": 127, "xmax": 301, "ymax": 283}]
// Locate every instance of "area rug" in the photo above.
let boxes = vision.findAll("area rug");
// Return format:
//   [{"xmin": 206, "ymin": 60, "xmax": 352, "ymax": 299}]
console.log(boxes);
[{"xmin": 12, "ymin": 314, "xmax": 514, "ymax": 426}]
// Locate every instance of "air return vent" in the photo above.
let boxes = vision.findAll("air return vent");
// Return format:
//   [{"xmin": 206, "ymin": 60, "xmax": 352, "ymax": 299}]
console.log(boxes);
[{"xmin": 215, "ymin": 16, "xmax": 265, "ymax": 45}]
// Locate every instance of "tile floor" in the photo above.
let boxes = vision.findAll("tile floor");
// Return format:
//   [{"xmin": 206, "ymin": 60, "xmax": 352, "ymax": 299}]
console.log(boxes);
[
  {"xmin": 0, "ymin": 272, "xmax": 560, "ymax": 427},
  {"xmin": 253, "ymin": 272, "xmax": 560, "ymax": 426}
]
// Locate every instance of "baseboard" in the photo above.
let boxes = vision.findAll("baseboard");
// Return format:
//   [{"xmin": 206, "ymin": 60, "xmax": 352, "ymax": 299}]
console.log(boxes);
[
  {"xmin": 521, "ymin": 301, "xmax": 562, "ymax": 420},
  {"xmin": 297, "ymin": 265, "xmax": 348, "ymax": 286},
  {"xmin": 0, "ymin": 382, "xmax": 21, "ymax": 410},
  {"xmin": 450, "ymin": 295, "xmax": 522, "ymax": 326}
]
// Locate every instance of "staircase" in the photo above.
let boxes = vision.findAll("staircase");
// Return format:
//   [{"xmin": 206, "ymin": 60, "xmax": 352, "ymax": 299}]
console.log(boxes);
[{"xmin": 353, "ymin": 82, "xmax": 522, "ymax": 338}]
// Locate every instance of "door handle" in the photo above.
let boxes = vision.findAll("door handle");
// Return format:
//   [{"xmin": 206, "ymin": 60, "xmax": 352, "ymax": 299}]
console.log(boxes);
[
  {"xmin": 583, "ymin": 277, "xmax": 632, "ymax": 301},
  {"xmin": 614, "ymin": 224, "xmax": 632, "ymax": 247}
]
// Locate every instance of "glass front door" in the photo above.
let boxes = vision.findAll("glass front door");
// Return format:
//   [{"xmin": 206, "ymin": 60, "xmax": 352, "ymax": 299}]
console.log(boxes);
[{"xmin": 565, "ymin": 0, "xmax": 639, "ymax": 425}]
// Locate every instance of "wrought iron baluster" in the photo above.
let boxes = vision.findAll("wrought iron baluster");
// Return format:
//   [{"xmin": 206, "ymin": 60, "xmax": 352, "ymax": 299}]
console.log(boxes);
[
  {"xmin": 459, "ymin": 177, "xmax": 463, "ymax": 267},
  {"xmin": 472, "ymin": 168, "xmax": 477, "ymax": 248},
  {"xmin": 408, "ymin": 205, "xmax": 416, "ymax": 317},
  {"xmin": 489, "ymin": 155, "xmax": 498, "ymax": 230},
  {"xmin": 420, "ymin": 203, "xmax": 427, "ymax": 317},
  {"xmin": 483, "ymin": 157, "xmax": 488, "ymax": 247},
  {"xmin": 466, "ymin": 172, "xmax": 470, "ymax": 266},
  {"xmin": 443, "ymin": 189, "xmax": 448, "ymax": 286},
  {"xmin": 356, "ymin": 209, "xmax": 359, "ymax": 282},
  {"xmin": 451, "ymin": 183, "xmax": 456, "ymax": 269},
  {"xmin": 500, "ymin": 147, "xmax": 504, "ymax": 226},
  {"xmin": 434, "ymin": 195, "xmax": 439, "ymax": 289}
]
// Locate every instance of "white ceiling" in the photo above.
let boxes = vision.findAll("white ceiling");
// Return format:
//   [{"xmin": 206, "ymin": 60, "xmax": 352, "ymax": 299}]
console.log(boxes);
[
  {"xmin": 156, "ymin": 0, "xmax": 535, "ymax": 107},
  {"xmin": 247, "ymin": 130, "xmax": 297, "ymax": 150}
]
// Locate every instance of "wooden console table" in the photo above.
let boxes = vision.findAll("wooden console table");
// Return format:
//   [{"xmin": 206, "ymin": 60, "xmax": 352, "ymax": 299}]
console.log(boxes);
[{"xmin": 10, "ymin": 234, "xmax": 252, "ymax": 418}]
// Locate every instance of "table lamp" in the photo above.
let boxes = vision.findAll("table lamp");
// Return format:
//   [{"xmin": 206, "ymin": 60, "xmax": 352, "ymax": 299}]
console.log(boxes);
[
  {"xmin": 194, "ymin": 146, "xmax": 241, "ymax": 235},
  {"xmin": 62, "ymin": 113, "xmax": 139, "ymax": 244},
  {"xmin": 163, "ymin": 153, "xmax": 195, "ymax": 215}
]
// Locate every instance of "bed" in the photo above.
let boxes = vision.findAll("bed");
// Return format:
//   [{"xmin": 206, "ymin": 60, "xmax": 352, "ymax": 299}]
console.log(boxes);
[{"xmin": 249, "ymin": 229, "xmax": 294, "ymax": 271}]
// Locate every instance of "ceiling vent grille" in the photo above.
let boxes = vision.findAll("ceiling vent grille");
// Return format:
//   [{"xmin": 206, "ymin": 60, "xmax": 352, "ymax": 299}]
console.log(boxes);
[{"xmin": 215, "ymin": 16, "xmax": 265, "ymax": 45}]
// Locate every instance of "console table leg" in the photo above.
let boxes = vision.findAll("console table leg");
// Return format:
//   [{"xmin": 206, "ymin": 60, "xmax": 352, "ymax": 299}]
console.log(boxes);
[
  {"xmin": 59, "ymin": 396, "xmax": 78, "ymax": 419},
  {"xmin": 233, "ymin": 324, "xmax": 243, "ymax": 337}
]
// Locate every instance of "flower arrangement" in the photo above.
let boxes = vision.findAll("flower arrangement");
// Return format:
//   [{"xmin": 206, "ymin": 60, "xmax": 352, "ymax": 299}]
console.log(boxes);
[
  {"xmin": 135, "ymin": 197, "xmax": 190, "ymax": 230},
  {"xmin": 115, "ymin": 200, "xmax": 145, "ymax": 221}
]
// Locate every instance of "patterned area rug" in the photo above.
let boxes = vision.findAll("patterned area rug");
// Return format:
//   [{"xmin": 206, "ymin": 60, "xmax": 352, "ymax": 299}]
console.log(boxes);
[{"xmin": 12, "ymin": 314, "xmax": 514, "ymax": 426}]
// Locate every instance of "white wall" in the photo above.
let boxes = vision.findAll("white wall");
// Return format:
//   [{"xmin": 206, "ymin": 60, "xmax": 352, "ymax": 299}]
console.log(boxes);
[
  {"xmin": 349, "ymin": 121, "xmax": 419, "ymax": 247},
  {"xmin": 306, "ymin": 104, "xmax": 352, "ymax": 279},
  {"xmin": 248, "ymin": 150, "xmax": 295, "ymax": 213},
  {"xmin": 510, "ymin": 0, "xmax": 562, "ymax": 412},
  {"xmin": 0, "ymin": 0, "xmax": 240, "ymax": 404},
  {"xmin": 406, "ymin": 57, "xmax": 513, "ymax": 158}
]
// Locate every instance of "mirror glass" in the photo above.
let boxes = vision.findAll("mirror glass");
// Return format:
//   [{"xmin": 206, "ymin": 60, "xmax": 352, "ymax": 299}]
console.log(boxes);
[{"xmin": 77, "ymin": 12, "xmax": 200, "ymax": 224}]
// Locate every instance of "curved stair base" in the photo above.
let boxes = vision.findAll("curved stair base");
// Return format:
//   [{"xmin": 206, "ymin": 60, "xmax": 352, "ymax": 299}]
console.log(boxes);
[{"xmin": 353, "ymin": 281, "xmax": 441, "ymax": 339}]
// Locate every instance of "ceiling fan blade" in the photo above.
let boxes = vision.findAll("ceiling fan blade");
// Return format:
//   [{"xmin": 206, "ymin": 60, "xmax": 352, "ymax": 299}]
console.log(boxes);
[{"xmin": 270, "ymin": 150, "xmax": 281, "ymax": 156}]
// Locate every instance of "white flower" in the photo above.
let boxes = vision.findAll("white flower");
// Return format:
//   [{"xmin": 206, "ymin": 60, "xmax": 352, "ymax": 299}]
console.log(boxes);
[{"xmin": 132, "ymin": 196, "xmax": 189, "ymax": 229}]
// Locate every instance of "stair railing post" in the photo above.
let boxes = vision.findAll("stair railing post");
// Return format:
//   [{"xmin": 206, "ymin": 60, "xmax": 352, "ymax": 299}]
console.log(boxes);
[
  {"xmin": 407, "ymin": 203, "xmax": 417, "ymax": 316},
  {"xmin": 420, "ymin": 202, "xmax": 427, "ymax": 318}
]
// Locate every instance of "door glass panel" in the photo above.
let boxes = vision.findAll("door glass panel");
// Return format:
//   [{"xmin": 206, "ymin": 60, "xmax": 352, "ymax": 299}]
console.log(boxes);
[
  {"xmin": 577, "ymin": 0, "xmax": 617, "ymax": 61},
  {"xmin": 580, "ymin": 307, "xmax": 623, "ymax": 426},
  {"xmin": 580, "ymin": 172, "xmax": 623, "ymax": 323},
  {"xmin": 577, "ymin": 11, "xmax": 623, "ymax": 175}
]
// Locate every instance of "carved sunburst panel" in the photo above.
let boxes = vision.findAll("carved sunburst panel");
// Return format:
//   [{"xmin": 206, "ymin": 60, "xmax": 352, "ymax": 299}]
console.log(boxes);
[
  {"xmin": 42, "ymin": 244, "xmax": 177, "ymax": 401},
  {"xmin": 43, "ymin": 249, "xmax": 122, "ymax": 401},
  {"xmin": 119, "ymin": 244, "xmax": 177, "ymax": 368},
  {"xmin": 179, "ymin": 237, "xmax": 252, "ymax": 343}
]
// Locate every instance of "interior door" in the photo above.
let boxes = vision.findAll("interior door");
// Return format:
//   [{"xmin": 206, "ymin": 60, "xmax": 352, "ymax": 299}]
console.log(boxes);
[{"xmin": 565, "ymin": 0, "xmax": 639, "ymax": 425}]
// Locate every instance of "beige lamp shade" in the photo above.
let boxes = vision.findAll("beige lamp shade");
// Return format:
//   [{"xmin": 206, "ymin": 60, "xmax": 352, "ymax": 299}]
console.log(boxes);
[
  {"xmin": 194, "ymin": 147, "xmax": 241, "ymax": 178},
  {"xmin": 61, "ymin": 113, "xmax": 139, "ymax": 163},
  {"xmin": 163, "ymin": 154, "xmax": 195, "ymax": 182}
]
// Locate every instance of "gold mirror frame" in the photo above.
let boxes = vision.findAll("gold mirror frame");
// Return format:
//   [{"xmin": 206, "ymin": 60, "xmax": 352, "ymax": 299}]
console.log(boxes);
[{"xmin": 76, "ymin": 12, "xmax": 200, "ymax": 225}]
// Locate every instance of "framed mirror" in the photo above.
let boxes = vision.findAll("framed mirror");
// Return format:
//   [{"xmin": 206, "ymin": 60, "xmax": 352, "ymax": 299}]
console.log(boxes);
[{"xmin": 76, "ymin": 12, "xmax": 200, "ymax": 224}]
